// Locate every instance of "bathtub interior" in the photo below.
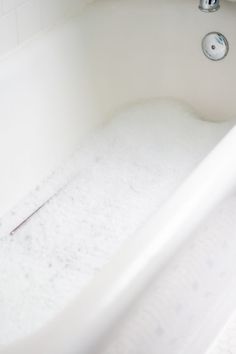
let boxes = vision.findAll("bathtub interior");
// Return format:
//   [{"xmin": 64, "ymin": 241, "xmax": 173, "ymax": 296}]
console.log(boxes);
[
  {"xmin": 1, "ymin": 0, "xmax": 236, "ymax": 216},
  {"xmin": 1, "ymin": 0, "xmax": 236, "ymax": 353},
  {"xmin": 102, "ymin": 192, "xmax": 236, "ymax": 354}
]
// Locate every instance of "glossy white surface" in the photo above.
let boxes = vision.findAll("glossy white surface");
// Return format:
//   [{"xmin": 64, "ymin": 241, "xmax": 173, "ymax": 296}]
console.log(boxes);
[
  {"xmin": 0, "ymin": 99, "xmax": 233, "ymax": 348},
  {"xmin": 2, "ymin": 111, "xmax": 236, "ymax": 354},
  {"xmin": 1, "ymin": 0, "xmax": 236, "ymax": 353},
  {"xmin": 1, "ymin": 0, "xmax": 236, "ymax": 216},
  {"xmin": 0, "ymin": 15, "xmax": 99, "ymax": 216}
]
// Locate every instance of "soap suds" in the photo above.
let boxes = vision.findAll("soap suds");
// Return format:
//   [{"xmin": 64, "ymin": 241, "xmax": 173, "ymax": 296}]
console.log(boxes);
[{"xmin": 0, "ymin": 99, "xmax": 232, "ymax": 347}]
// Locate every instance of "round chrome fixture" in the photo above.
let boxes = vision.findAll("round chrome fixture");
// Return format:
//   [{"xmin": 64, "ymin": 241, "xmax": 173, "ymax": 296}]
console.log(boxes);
[
  {"xmin": 199, "ymin": 0, "xmax": 220, "ymax": 12},
  {"xmin": 202, "ymin": 32, "xmax": 229, "ymax": 61}
]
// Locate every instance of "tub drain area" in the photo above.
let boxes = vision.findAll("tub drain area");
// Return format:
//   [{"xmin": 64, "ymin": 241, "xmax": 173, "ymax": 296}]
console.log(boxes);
[
  {"xmin": 0, "ymin": 99, "xmax": 233, "ymax": 348},
  {"xmin": 202, "ymin": 32, "xmax": 229, "ymax": 61}
]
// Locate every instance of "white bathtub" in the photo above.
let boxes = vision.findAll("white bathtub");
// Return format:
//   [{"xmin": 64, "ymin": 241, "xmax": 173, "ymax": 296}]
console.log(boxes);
[{"xmin": 1, "ymin": 1, "xmax": 236, "ymax": 353}]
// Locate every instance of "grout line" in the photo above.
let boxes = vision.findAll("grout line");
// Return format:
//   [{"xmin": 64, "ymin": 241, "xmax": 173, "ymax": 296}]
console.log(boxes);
[{"xmin": 15, "ymin": 7, "xmax": 20, "ymax": 45}]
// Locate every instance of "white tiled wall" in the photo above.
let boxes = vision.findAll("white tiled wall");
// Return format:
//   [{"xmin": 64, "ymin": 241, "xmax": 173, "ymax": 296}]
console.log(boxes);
[{"xmin": 0, "ymin": 0, "xmax": 88, "ymax": 57}]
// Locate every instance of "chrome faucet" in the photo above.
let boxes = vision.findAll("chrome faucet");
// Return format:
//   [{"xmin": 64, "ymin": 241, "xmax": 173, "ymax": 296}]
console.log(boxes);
[{"xmin": 199, "ymin": 0, "xmax": 220, "ymax": 12}]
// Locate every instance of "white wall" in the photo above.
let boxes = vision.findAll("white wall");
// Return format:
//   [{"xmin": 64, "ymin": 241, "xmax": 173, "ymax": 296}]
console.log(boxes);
[{"xmin": 0, "ymin": 0, "xmax": 90, "ymax": 57}]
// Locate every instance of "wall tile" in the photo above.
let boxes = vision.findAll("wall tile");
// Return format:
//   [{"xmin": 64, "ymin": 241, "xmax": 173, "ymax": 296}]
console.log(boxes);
[
  {"xmin": 17, "ymin": 0, "xmax": 41, "ymax": 43},
  {"xmin": 0, "ymin": 11, "xmax": 17, "ymax": 55},
  {"xmin": 67, "ymin": 0, "xmax": 88, "ymax": 18},
  {"xmin": 40, "ymin": 0, "xmax": 68, "ymax": 29},
  {"xmin": 15, "ymin": 0, "xmax": 28, "ymax": 5},
  {"xmin": 0, "ymin": 0, "xmax": 89, "ymax": 58},
  {"xmin": 2, "ymin": 0, "xmax": 15, "ymax": 13}
]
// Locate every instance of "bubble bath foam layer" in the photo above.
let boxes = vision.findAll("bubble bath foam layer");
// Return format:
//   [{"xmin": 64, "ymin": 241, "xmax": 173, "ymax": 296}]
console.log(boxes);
[{"xmin": 0, "ymin": 99, "xmax": 234, "ymax": 349}]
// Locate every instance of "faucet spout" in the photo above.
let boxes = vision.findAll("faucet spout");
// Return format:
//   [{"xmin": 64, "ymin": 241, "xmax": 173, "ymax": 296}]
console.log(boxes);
[{"xmin": 199, "ymin": 0, "xmax": 220, "ymax": 12}]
